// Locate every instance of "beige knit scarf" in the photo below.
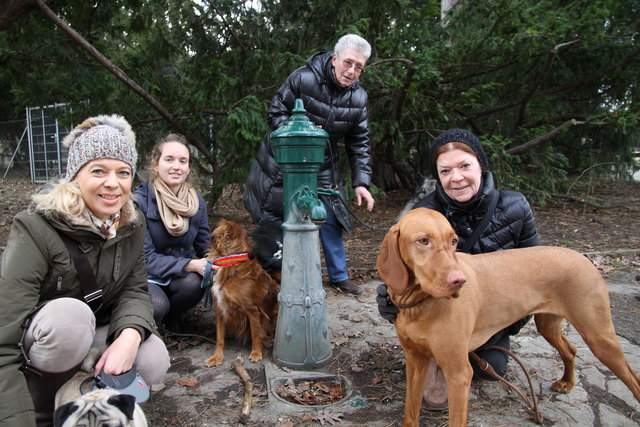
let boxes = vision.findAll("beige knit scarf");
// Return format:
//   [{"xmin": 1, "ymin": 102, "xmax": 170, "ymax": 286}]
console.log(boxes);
[{"xmin": 152, "ymin": 178, "xmax": 199, "ymax": 236}]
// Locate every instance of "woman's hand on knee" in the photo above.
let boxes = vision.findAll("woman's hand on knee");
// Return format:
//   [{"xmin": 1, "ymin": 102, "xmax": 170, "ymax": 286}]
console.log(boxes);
[{"xmin": 94, "ymin": 327, "xmax": 141, "ymax": 376}]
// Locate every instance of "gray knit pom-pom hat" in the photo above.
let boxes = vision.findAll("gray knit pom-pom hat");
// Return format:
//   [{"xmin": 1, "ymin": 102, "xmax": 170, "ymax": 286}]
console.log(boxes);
[{"xmin": 62, "ymin": 114, "xmax": 137, "ymax": 180}]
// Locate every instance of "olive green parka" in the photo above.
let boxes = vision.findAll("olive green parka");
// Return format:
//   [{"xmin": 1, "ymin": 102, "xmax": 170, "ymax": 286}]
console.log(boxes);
[{"xmin": 0, "ymin": 200, "xmax": 155, "ymax": 426}]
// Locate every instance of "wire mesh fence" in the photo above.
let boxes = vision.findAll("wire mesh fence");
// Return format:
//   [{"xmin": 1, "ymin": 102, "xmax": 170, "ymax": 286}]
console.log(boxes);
[{"xmin": 0, "ymin": 104, "xmax": 72, "ymax": 182}]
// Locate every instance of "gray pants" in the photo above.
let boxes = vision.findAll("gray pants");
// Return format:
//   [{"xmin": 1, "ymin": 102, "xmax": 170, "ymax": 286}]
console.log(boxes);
[{"xmin": 23, "ymin": 298, "xmax": 170, "ymax": 385}]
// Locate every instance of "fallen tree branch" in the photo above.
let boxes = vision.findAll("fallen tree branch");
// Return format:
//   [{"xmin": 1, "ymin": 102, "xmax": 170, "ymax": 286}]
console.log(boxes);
[
  {"xmin": 506, "ymin": 119, "xmax": 580, "ymax": 155},
  {"xmin": 232, "ymin": 354, "xmax": 253, "ymax": 425},
  {"xmin": 565, "ymin": 162, "xmax": 618, "ymax": 195},
  {"xmin": 549, "ymin": 192, "xmax": 600, "ymax": 206}
]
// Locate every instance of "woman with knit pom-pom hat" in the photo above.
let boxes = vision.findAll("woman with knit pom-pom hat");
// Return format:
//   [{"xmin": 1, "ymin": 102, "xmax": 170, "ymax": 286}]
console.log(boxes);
[{"xmin": 0, "ymin": 114, "xmax": 170, "ymax": 427}]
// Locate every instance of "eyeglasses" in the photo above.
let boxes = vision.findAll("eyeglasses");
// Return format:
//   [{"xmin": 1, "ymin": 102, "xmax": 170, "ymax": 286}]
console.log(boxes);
[{"xmin": 341, "ymin": 59, "xmax": 365, "ymax": 74}]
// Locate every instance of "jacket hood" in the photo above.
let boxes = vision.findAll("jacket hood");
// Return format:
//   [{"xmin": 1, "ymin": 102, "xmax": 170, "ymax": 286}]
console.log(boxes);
[{"xmin": 305, "ymin": 51, "xmax": 361, "ymax": 90}]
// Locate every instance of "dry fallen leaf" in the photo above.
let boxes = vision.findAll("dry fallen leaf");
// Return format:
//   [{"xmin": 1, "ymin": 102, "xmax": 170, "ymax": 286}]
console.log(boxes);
[
  {"xmin": 274, "ymin": 378, "xmax": 345, "ymax": 406},
  {"xmin": 178, "ymin": 377, "xmax": 199, "ymax": 387},
  {"xmin": 312, "ymin": 407, "xmax": 344, "ymax": 425},
  {"xmin": 371, "ymin": 375, "xmax": 384, "ymax": 385}
]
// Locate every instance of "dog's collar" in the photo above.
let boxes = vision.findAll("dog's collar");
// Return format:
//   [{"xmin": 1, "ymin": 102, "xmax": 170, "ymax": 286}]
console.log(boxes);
[
  {"xmin": 212, "ymin": 253, "xmax": 250, "ymax": 266},
  {"xmin": 393, "ymin": 293, "xmax": 430, "ymax": 309}
]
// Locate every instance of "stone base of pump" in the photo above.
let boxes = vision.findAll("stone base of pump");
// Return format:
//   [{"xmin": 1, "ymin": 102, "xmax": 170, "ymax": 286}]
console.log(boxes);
[{"xmin": 264, "ymin": 362, "xmax": 366, "ymax": 418}]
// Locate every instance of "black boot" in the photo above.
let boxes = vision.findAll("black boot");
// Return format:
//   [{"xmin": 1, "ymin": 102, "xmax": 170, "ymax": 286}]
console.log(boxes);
[{"xmin": 25, "ymin": 367, "xmax": 79, "ymax": 427}]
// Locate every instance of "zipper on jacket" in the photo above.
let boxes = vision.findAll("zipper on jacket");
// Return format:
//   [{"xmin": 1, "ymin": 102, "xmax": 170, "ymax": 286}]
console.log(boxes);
[{"xmin": 56, "ymin": 276, "xmax": 62, "ymax": 291}]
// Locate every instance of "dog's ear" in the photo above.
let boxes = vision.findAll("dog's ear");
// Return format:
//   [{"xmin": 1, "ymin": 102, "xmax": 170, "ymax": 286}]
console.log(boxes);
[
  {"xmin": 107, "ymin": 394, "xmax": 137, "ymax": 420},
  {"xmin": 377, "ymin": 225, "xmax": 411, "ymax": 295},
  {"xmin": 53, "ymin": 402, "xmax": 79, "ymax": 426}
]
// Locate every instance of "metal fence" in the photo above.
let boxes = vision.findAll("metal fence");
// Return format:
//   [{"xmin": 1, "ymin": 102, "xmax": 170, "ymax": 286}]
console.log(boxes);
[{"xmin": 0, "ymin": 104, "xmax": 72, "ymax": 182}]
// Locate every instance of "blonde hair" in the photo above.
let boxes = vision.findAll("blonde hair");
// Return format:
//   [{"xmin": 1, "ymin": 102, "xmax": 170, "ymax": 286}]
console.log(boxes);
[
  {"xmin": 31, "ymin": 179, "xmax": 135, "ymax": 225},
  {"xmin": 32, "ymin": 180, "xmax": 87, "ymax": 217}
]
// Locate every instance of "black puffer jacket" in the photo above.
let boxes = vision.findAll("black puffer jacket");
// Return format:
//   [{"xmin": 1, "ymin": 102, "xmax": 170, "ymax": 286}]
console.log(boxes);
[
  {"xmin": 243, "ymin": 51, "xmax": 372, "ymax": 232},
  {"xmin": 414, "ymin": 173, "xmax": 540, "ymax": 254}
]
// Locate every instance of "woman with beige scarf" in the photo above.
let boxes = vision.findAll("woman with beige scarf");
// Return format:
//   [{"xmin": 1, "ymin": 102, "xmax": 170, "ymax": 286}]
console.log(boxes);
[{"xmin": 134, "ymin": 134, "xmax": 218, "ymax": 334}]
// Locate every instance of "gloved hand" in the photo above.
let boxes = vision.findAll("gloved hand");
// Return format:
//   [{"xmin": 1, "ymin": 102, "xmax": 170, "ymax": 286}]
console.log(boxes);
[{"xmin": 376, "ymin": 283, "xmax": 399, "ymax": 323}]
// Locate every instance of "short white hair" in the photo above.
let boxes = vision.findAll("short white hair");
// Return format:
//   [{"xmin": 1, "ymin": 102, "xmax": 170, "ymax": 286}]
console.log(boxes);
[{"xmin": 334, "ymin": 34, "xmax": 371, "ymax": 60}]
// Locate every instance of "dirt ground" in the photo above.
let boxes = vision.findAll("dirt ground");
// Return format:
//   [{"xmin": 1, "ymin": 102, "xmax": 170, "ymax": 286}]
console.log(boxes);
[{"xmin": 0, "ymin": 178, "xmax": 638, "ymax": 426}]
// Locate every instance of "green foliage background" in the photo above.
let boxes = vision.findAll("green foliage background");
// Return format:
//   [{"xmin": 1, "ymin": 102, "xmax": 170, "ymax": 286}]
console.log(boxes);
[{"xmin": 1, "ymin": 0, "xmax": 638, "ymax": 204}]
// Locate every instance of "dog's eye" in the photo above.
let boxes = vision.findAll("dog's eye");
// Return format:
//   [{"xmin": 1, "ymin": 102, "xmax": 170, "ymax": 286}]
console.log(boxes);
[
  {"xmin": 451, "ymin": 238, "xmax": 458, "ymax": 246},
  {"xmin": 418, "ymin": 238, "xmax": 429, "ymax": 245}
]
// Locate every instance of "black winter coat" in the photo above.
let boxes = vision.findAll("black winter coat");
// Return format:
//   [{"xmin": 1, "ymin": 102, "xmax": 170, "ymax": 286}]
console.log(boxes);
[
  {"xmin": 243, "ymin": 51, "xmax": 372, "ymax": 232},
  {"xmin": 414, "ymin": 172, "xmax": 540, "ymax": 344},
  {"xmin": 414, "ymin": 173, "xmax": 540, "ymax": 254}
]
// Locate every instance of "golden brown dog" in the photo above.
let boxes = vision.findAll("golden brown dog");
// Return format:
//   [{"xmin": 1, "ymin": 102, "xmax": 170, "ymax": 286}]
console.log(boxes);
[
  {"xmin": 377, "ymin": 208, "xmax": 640, "ymax": 427},
  {"xmin": 205, "ymin": 219, "xmax": 279, "ymax": 367}
]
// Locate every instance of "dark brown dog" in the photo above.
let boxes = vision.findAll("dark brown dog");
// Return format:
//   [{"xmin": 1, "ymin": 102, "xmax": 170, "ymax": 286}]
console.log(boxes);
[
  {"xmin": 204, "ymin": 219, "xmax": 279, "ymax": 367},
  {"xmin": 377, "ymin": 208, "xmax": 640, "ymax": 427}
]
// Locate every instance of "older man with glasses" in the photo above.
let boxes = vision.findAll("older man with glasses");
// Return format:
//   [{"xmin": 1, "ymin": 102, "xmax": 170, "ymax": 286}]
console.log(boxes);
[{"xmin": 244, "ymin": 34, "xmax": 374, "ymax": 296}]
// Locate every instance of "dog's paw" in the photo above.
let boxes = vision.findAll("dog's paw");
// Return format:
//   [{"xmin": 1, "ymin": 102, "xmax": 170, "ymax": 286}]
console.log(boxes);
[
  {"xmin": 248, "ymin": 351, "xmax": 263, "ymax": 363},
  {"xmin": 205, "ymin": 354, "xmax": 224, "ymax": 367},
  {"xmin": 551, "ymin": 379, "xmax": 574, "ymax": 393}
]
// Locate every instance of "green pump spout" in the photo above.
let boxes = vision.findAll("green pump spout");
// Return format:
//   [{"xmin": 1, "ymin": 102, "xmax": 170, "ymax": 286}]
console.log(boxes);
[{"xmin": 291, "ymin": 186, "xmax": 327, "ymax": 225}]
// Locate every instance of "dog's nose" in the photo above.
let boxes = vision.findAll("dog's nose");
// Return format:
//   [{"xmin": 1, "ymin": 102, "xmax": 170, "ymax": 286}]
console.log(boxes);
[{"xmin": 447, "ymin": 271, "xmax": 466, "ymax": 289}]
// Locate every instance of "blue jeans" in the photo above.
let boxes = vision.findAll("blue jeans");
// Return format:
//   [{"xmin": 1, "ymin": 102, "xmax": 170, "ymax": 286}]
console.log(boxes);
[{"xmin": 318, "ymin": 201, "xmax": 348, "ymax": 283}]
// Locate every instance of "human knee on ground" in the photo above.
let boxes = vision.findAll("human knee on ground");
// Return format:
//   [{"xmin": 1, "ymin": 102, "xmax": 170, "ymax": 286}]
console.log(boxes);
[
  {"xmin": 24, "ymin": 298, "xmax": 96, "ymax": 372},
  {"xmin": 134, "ymin": 334, "xmax": 171, "ymax": 385}
]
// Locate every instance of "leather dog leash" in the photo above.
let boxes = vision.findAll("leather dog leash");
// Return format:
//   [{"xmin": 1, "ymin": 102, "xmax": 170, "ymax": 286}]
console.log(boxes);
[
  {"xmin": 393, "ymin": 294, "xmax": 430, "ymax": 309},
  {"xmin": 470, "ymin": 347, "xmax": 544, "ymax": 424}
]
